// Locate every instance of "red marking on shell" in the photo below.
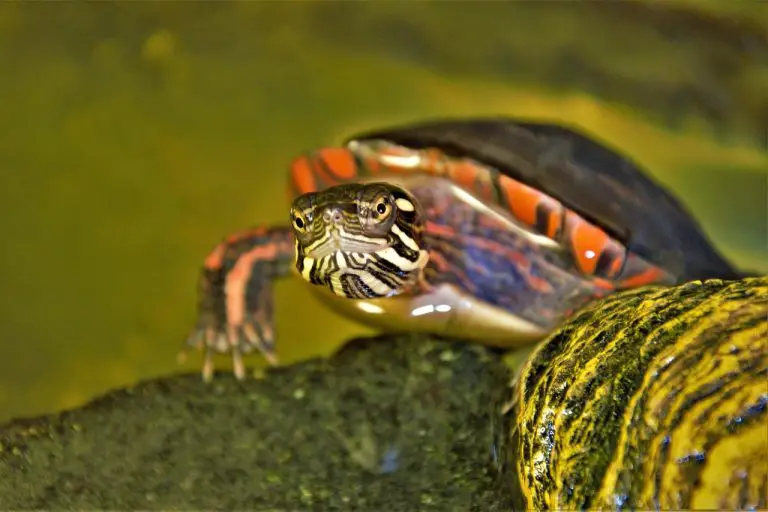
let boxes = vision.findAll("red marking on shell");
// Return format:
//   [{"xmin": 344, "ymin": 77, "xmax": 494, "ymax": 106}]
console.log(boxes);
[
  {"xmin": 475, "ymin": 165, "xmax": 495, "ymax": 201},
  {"xmin": 317, "ymin": 143, "xmax": 661, "ymax": 294},
  {"xmin": 591, "ymin": 277, "xmax": 617, "ymax": 291},
  {"xmin": 318, "ymin": 148, "xmax": 359, "ymax": 180},
  {"xmin": 546, "ymin": 208, "xmax": 563, "ymax": 240},
  {"xmin": 616, "ymin": 264, "xmax": 666, "ymax": 289},
  {"xmin": 447, "ymin": 159, "xmax": 482, "ymax": 191},
  {"xmin": 498, "ymin": 175, "xmax": 545, "ymax": 230},
  {"xmin": 310, "ymin": 152, "xmax": 340, "ymax": 187},
  {"xmin": 608, "ymin": 254, "xmax": 624, "ymax": 278},
  {"xmin": 421, "ymin": 148, "xmax": 447, "ymax": 175},
  {"xmin": 359, "ymin": 144, "xmax": 566, "ymax": 246},
  {"xmin": 289, "ymin": 155, "xmax": 319, "ymax": 195},
  {"xmin": 360, "ymin": 154, "xmax": 382, "ymax": 174},
  {"xmin": 565, "ymin": 210, "xmax": 618, "ymax": 276}
]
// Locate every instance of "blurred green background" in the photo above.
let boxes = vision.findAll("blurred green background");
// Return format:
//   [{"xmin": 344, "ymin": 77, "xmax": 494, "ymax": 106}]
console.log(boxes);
[{"xmin": 0, "ymin": 2, "xmax": 766, "ymax": 423}]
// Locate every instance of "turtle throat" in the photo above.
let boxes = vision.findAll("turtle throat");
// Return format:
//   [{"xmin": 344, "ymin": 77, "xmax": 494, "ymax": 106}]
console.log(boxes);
[{"xmin": 298, "ymin": 243, "xmax": 429, "ymax": 300}]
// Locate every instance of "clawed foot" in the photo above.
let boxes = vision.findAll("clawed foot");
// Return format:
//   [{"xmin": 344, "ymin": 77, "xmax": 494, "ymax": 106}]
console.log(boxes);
[
  {"xmin": 179, "ymin": 226, "xmax": 294, "ymax": 382},
  {"xmin": 179, "ymin": 315, "xmax": 279, "ymax": 382}
]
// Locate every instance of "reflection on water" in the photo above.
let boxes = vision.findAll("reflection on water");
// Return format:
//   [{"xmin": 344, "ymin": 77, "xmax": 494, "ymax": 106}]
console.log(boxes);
[{"xmin": 0, "ymin": 2, "xmax": 766, "ymax": 423}]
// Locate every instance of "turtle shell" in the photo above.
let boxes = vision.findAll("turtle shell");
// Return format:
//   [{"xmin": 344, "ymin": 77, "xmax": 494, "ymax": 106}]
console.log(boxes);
[{"xmin": 347, "ymin": 118, "xmax": 742, "ymax": 283}]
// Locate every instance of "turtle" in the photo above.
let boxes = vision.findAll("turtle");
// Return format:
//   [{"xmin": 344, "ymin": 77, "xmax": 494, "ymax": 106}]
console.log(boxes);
[{"xmin": 182, "ymin": 118, "xmax": 747, "ymax": 381}]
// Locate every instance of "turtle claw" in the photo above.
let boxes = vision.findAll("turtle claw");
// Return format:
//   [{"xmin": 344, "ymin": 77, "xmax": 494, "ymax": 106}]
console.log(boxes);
[
  {"xmin": 231, "ymin": 348, "xmax": 246, "ymax": 381},
  {"xmin": 180, "ymin": 319, "xmax": 279, "ymax": 382},
  {"xmin": 242, "ymin": 315, "xmax": 278, "ymax": 365},
  {"xmin": 202, "ymin": 347, "xmax": 215, "ymax": 383}
]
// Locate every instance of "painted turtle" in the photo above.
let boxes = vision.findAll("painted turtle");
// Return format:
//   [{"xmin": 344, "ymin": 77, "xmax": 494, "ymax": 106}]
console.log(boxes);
[{"xmin": 183, "ymin": 118, "xmax": 745, "ymax": 380}]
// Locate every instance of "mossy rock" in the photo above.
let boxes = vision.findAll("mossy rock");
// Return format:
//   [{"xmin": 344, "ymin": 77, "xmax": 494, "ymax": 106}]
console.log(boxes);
[
  {"xmin": 507, "ymin": 276, "xmax": 768, "ymax": 510},
  {"xmin": 0, "ymin": 278, "xmax": 765, "ymax": 510},
  {"xmin": 0, "ymin": 335, "xmax": 514, "ymax": 510}
]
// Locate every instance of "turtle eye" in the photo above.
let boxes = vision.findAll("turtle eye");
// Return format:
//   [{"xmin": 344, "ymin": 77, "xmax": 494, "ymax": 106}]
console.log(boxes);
[
  {"xmin": 291, "ymin": 210, "xmax": 308, "ymax": 232},
  {"xmin": 372, "ymin": 195, "xmax": 393, "ymax": 222}
]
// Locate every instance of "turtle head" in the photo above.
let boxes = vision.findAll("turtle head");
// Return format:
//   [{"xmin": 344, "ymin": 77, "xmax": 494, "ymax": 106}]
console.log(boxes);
[{"xmin": 290, "ymin": 182, "xmax": 429, "ymax": 299}]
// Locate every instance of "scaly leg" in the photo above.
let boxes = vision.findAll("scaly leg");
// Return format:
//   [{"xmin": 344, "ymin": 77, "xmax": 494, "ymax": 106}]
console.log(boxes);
[{"xmin": 180, "ymin": 226, "xmax": 295, "ymax": 382}]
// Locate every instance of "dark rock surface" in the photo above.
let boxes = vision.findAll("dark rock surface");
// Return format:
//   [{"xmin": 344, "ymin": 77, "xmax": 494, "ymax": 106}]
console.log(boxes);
[
  {"xmin": 2, "ymin": 279, "xmax": 765, "ymax": 510},
  {"xmin": 0, "ymin": 335, "xmax": 515, "ymax": 511}
]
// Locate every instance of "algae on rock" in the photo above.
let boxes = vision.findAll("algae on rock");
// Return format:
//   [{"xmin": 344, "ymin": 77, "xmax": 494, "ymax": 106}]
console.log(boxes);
[
  {"xmin": 507, "ymin": 277, "xmax": 768, "ymax": 511},
  {"xmin": 0, "ymin": 335, "xmax": 515, "ymax": 511}
]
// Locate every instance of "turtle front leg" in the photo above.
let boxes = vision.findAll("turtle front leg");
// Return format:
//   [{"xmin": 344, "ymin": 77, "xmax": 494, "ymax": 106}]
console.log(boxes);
[{"xmin": 180, "ymin": 226, "xmax": 295, "ymax": 382}]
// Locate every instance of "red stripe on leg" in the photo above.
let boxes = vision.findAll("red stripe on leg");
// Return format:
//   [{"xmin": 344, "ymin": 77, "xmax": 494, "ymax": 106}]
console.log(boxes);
[{"xmin": 225, "ymin": 244, "xmax": 281, "ymax": 327}]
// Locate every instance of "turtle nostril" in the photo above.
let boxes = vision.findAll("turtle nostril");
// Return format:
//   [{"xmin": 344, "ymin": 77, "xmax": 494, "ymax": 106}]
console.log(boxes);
[{"xmin": 323, "ymin": 208, "xmax": 343, "ymax": 223}]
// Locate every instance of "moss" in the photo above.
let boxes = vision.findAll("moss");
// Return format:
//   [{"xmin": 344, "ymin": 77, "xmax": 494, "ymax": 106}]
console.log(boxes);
[
  {"xmin": 0, "ymin": 334, "xmax": 515, "ymax": 510},
  {"xmin": 509, "ymin": 277, "xmax": 768, "ymax": 510}
]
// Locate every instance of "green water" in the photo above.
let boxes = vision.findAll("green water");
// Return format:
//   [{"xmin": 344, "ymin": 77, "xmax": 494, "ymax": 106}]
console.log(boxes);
[{"xmin": 1, "ymin": 2, "xmax": 766, "ymax": 423}]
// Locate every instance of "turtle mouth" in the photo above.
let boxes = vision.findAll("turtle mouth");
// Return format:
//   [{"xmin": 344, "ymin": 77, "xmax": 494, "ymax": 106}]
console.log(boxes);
[
  {"xmin": 306, "ymin": 229, "xmax": 389, "ymax": 261},
  {"xmin": 298, "ymin": 245, "xmax": 429, "ymax": 299}
]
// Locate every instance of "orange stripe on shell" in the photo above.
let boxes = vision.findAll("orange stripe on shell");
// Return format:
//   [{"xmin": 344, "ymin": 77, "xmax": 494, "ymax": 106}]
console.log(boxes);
[
  {"xmin": 345, "ymin": 142, "xmax": 676, "ymax": 296},
  {"xmin": 318, "ymin": 148, "xmax": 359, "ymax": 180},
  {"xmin": 363, "ymin": 141, "xmax": 568, "ymax": 236},
  {"xmin": 498, "ymin": 175, "xmax": 545, "ymax": 228},
  {"xmin": 446, "ymin": 159, "xmax": 483, "ymax": 192},
  {"xmin": 420, "ymin": 148, "xmax": 447, "ymax": 175},
  {"xmin": 564, "ymin": 210, "xmax": 626, "ymax": 278},
  {"xmin": 545, "ymin": 207, "xmax": 564, "ymax": 240},
  {"xmin": 290, "ymin": 148, "xmax": 383, "ymax": 197},
  {"xmin": 289, "ymin": 155, "xmax": 319, "ymax": 195},
  {"xmin": 309, "ymin": 142, "xmax": 668, "ymax": 293},
  {"xmin": 616, "ymin": 260, "xmax": 667, "ymax": 289}
]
